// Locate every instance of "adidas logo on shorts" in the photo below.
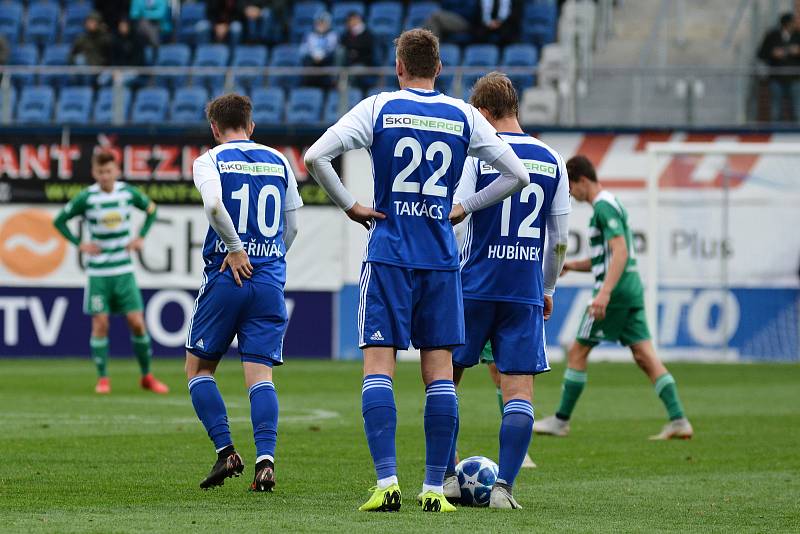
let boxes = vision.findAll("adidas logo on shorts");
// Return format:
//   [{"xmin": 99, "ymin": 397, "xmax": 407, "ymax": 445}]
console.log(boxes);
[
  {"xmin": 370, "ymin": 331, "xmax": 384, "ymax": 341},
  {"xmin": 197, "ymin": 339, "xmax": 205, "ymax": 349}
]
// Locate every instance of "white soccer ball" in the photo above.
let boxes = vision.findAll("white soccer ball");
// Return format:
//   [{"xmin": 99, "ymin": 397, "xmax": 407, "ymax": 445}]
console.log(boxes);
[{"xmin": 456, "ymin": 455, "xmax": 499, "ymax": 506}]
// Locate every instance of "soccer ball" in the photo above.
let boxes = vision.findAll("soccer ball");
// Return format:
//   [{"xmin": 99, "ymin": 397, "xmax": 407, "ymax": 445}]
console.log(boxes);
[{"xmin": 456, "ymin": 456, "xmax": 499, "ymax": 506}]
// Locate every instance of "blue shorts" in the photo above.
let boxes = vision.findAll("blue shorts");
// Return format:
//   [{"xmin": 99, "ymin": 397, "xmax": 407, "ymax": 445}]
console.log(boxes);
[
  {"xmin": 358, "ymin": 262, "xmax": 464, "ymax": 350},
  {"xmin": 185, "ymin": 271, "xmax": 288, "ymax": 366},
  {"xmin": 453, "ymin": 298, "xmax": 550, "ymax": 375}
]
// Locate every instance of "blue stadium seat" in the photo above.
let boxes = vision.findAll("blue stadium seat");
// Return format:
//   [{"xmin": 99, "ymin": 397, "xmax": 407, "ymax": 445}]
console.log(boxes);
[
  {"xmin": 522, "ymin": 0, "xmax": 557, "ymax": 46},
  {"xmin": 154, "ymin": 44, "xmax": 192, "ymax": 88},
  {"xmin": 62, "ymin": 2, "xmax": 92, "ymax": 43},
  {"xmin": 462, "ymin": 44, "xmax": 499, "ymax": 90},
  {"xmin": 332, "ymin": 2, "xmax": 365, "ymax": 33},
  {"xmin": 93, "ymin": 87, "xmax": 131, "ymax": 123},
  {"xmin": 290, "ymin": 1, "xmax": 326, "ymax": 42},
  {"xmin": 131, "ymin": 87, "xmax": 169, "ymax": 124},
  {"xmin": 437, "ymin": 43, "xmax": 461, "ymax": 91},
  {"xmin": 210, "ymin": 84, "xmax": 247, "ymax": 99},
  {"xmin": 25, "ymin": 2, "xmax": 60, "ymax": 45},
  {"xmin": 170, "ymin": 86, "xmax": 208, "ymax": 123},
  {"xmin": 177, "ymin": 2, "xmax": 209, "ymax": 44},
  {"xmin": 0, "ymin": 1, "xmax": 23, "ymax": 43},
  {"xmin": 17, "ymin": 85, "xmax": 55, "ymax": 123},
  {"xmin": 368, "ymin": 2, "xmax": 403, "ymax": 42},
  {"xmin": 251, "ymin": 87, "xmax": 285, "ymax": 125},
  {"xmin": 268, "ymin": 44, "xmax": 301, "ymax": 88},
  {"xmin": 192, "ymin": 43, "xmax": 230, "ymax": 90},
  {"xmin": 56, "ymin": 85, "xmax": 93, "ymax": 123},
  {"xmin": 9, "ymin": 44, "xmax": 38, "ymax": 88},
  {"xmin": 286, "ymin": 87, "xmax": 324, "ymax": 124},
  {"xmin": 502, "ymin": 44, "xmax": 539, "ymax": 91},
  {"xmin": 405, "ymin": 2, "xmax": 438, "ymax": 30},
  {"xmin": 323, "ymin": 87, "xmax": 363, "ymax": 123},
  {"xmin": 40, "ymin": 43, "xmax": 71, "ymax": 87},
  {"xmin": 231, "ymin": 45, "xmax": 268, "ymax": 89}
]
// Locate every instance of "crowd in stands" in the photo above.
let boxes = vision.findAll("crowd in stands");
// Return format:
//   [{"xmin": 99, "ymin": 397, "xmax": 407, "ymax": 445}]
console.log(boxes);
[
  {"xmin": 758, "ymin": 12, "xmax": 800, "ymax": 122},
  {"xmin": 0, "ymin": 0, "xmax": 561, "ymax": 125}
]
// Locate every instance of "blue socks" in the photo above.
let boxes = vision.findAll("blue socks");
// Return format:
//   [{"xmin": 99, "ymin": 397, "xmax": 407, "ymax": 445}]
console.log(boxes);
[
  {"xmin": 249, "ymin": 380, "xmax": 279, "ymax": 462},
  {"xmin": 446, "ymin": 411, "xmax": 459, "ymax": 475},
  {"xmin": 424, "ymin": 380, "xmax": 458, "ymax": 489},
  {"xmin": 497, "ymin": 399, "xmax": 534, "ymax": 487},
  {"xmin": 188, "ymin": 375, "xmax": 232, "ymax": 451},
  {"xmin": 362, "ymin": 374, "xmax": 397, "ymax": 481}
]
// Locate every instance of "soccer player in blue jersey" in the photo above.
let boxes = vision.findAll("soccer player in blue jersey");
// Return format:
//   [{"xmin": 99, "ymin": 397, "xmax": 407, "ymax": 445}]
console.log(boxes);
[
  {"xmin": 305, "ymin": 30, "xmax": 530, "ymax": 512},
  {"xmin": 184, "ymin": 94, "xmax": 303, "ymax": 491},
  {"xmin": 446, "ymin": 73, "xmax": 571, "ymax": 509}
]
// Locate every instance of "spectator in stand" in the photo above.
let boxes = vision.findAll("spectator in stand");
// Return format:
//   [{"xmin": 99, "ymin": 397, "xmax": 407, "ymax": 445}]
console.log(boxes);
[
  {"xmin": 110, "ymin": 19, "xmax": 146, "ymax": 66},
  {"xmin": 0, "ymin": 36, "xmax": 8, "ymax": 65},
  {"xmin": 758, "ymin": 12, "xmax": 800, "ymax": 122},
  {"xmin": 300, "ymin": 11, "xmax": 338, "ymax": 87},
  {"xmin": 97, "ymin": 1, "xmax": 131, "ymax": 30},
  {"xmin": 341, "ymin": 11, "xmax": 375, "ymax": 67},
  {"xmin": 130, "ymin": 0, "xmax": 172, "ymax": 48},
  {"xmin": 423, "ymin": 2, "xmax": 479, "ymax": 41},
  {"xmin": 71, "ymin": 11, "xmax": 112, "ymax": 66},
  {"xmin": 208, "ymin": 0, "xmax": 240, "ymax": 44},
  {"xmin": 478, "ymin": 0, "xmax": 521, "ymax": 45}
]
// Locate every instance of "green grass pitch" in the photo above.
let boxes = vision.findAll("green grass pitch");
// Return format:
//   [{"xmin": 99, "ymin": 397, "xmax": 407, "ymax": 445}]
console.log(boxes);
[{"xmin": 1, "ymin": 358, "xmax": 798, "ymax": 533}]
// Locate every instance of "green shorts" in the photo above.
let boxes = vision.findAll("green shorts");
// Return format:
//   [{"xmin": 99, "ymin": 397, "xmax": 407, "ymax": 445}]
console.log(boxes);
[
  {"xmin": 479, "ymin": 342, "xmax": 494, "ymax": 364},
  {"xmin": 576, "ymin": 305, "xmax": 651, "ymax": 347},
  {"xmin": 84, "ymin": 273, "xmax": 144, "ymax": 315}
]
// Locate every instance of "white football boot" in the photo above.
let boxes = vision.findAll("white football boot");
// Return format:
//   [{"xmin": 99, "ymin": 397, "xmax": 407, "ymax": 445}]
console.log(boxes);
[
  {"xmin": 649, "ymin": 418, "xmax": 694, "ymax": 440},
  {"xmin": 489, "ymin": 484, "xmax": 521, "ymax": 509},
  {"xmin": 521, "ymin": 453, "xmax": 537, "ymax": 468},
  {"xmin": 443, "ymin": 475, "xmax": 461, "ymax": 501},
  {"xmin": 533, "ymin": 415, "xmax": 570, "ymax": 437}
]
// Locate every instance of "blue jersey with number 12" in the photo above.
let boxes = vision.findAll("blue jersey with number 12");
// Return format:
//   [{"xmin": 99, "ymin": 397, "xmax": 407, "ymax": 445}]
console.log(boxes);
[{"xmin": 328, "ymin": 88, "xmax": 510, "ymax": 270}]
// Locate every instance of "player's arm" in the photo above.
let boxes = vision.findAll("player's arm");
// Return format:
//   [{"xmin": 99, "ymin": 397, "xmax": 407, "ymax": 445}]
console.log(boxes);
[
  {"xmin": 193, "ymin": 154, "xmax": 252, "ymax": 287},
  {"xmin": 450, "ymin": 109, "xmax": 529, "ymax": 224},
  {"xmin": 283, "ymin": 160, "xmax": 304, "ymax": 252},
  {"xmin": 304, "ymin": 96, "xmax": 385, "ymax": 230},
  {"xmin": 562, "ymin": 258, "xmax": 592, "ymax": 274},
  {"xmin": 53, "ymin": 191, "xmax": 100, "ymax": 255},
  {"xmin": 589, "ymin": 203, "xmax": 628, "ymax": 319},
  {"xmin": 542, "ymin": 162, "xmax": 571, "ymax": 319},
  {"xmin": 127, "ymin": 186, "xmax": 158, "ymax": 252}
]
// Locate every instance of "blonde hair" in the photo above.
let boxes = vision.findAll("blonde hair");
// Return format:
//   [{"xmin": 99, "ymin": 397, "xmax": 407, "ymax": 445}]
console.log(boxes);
[{"xmin": 469, "ymin": 72, "xmax": 519, "ymax": 119}]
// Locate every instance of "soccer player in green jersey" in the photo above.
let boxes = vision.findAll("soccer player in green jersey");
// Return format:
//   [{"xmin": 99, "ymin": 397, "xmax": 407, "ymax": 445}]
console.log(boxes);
[
  {"xmin": 534, "ymin": 155, "xmax": 693, "ymax": 440},
  {"xmin": 53, "ymin": 150, "xmax": 169, "ymax": 395}
]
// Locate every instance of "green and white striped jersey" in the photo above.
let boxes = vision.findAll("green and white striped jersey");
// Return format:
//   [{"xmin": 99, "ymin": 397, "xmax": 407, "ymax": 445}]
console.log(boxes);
[
  {"xmin": 54, "ymin": 182, "xmax": 156, "ymax": 277},
  {"xmin": 588, "ymin": 190, "xmax": 644, "ymax": 307}
]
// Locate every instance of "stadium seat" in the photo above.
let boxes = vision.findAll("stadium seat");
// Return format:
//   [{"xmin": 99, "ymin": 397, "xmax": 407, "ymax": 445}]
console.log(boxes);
[
  {"xmin": 154, "ymin": 44, "xmax": 192, "ymax": 88},
  {"xmin": 332, "ymin": 2, "xmax": 365, "ymax": 33},
  {"xmin": 61, "ymin": 1, "xmax": 93, "ymax": 43},
  {"xmin": 176, "ymin": 2, "xmax": 209, "ymax": 45},
  {"xmin": 231, "ymin": 45, "xmax": 268, "ymax": 89},
  {"xmin": 437, "ymin": 43, "xmax": 461, "ymax": 91},
  {"xmin": 17, "ymin": 85, "xmax": 55, "ymax": 123},
  {"xmin": 93, "ymin": 87, "xmax": 131, "ymax": 123},
  {"xmin": 290, "ymin": 1, "xmax": 326, "ymax": 42},
  {"xmin": 286, "ymin": 87, "xmax": 324, "ymax": 124},
  {"xmin": 192, "ymin": 43, "xmax": 230, "ymax": 90},
  {"xmin": 519, "ymin": 86, "xmax": 558, "ymax": 125},
  {"xmin": 323, "ymin": 88, "xmax": 363, "ymax": 124},
  {"xmin": 24, "ymin": 1, "xmax": 60, "ymax": 45},
  {"xmin": 251, "ymin": 87, "xmax": 285, "ymax": 125},
  {"xmin": 131, "ymin": 87, "xmax": 169, "ymax": 124},
  {"xmin": 462, "ymin": 44, "xmax": 500, "ymax": 90},
  {"xmin": 40, "ymin": 43, "xmax": 72, "ymax": 87},
  {"xmin": 522, "ymin": 0, "xmax": 558, "ymax": 47},
  {"xmin": 170, "ymin": 86, "xmax": 209, "ymax": 123},
  {"xmin": 268, "ymin": 44, "xmax": 301, "ymax": 88},
  {"xmin": 55, "ymin": 85, "xmax": 93, "ymax": 123},
  {"xmin": 405, "ymin": 1, "xmax": 438, "ymax": 30},
  {"xmin": 367, "ymin": 2, "xmax": 403, "ymax": 42},
  {"xmin": 9, "ymin": 44, "xmax": 38, "ymax": 89},
  {"xmin": 440, "ymin": 0, "xmax": 478, "ymax": 21},
  {"xmin": 502, "ymin": 44, "xmax": 539, "ymax": 91},
  {"xmin": 0, "ymin": 1, "xmax": 23, "ymax": 43},
  {"xmin": 1, "ymin": 86, "xmax": 17, "ymax": 123}
]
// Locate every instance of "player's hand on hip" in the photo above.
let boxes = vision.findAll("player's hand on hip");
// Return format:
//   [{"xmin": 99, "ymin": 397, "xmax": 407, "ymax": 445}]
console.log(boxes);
[
  {"xmin": 589, "ymin": 290, "xmax": 610, "ymax": 320},
  {"xmin": 543, "ymin": 295, "xmax": 553, "ymax": 321},
  {"xmin": 345, "ymin": 202, "xmax": 386, "ymax": 230},
  {"xmin": 220, "ymin": 249, "xmax": 253, "ymax": 287},
  {"xmin": 448, "ymin": 203, "xmax": 466, "ymax": 225},
  {"xmin": 560, "ymin": 262, "xmax": 571, "ymax": 277},
  {"xmin": 125, "ymin": 237, "xmax": 145, "ymax": 252},
  {"xmin": 79, "ymin": 242, "xmax": 101, "ymax": 255}
]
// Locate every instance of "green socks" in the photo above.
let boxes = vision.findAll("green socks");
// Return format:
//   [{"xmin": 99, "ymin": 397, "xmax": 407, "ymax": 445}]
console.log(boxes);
[
  {"xmin": 495, "ymin": 387, "xmax": 504, "ymax": 415},
  {"xmin": 556, "ymin": 368, "xmax": 587, "ymax": 421},
  {"xmin": 132, "ymin": 334, "xmax": 152, "ymax": 375},
  {"xmin": 90, "ymin": 337, "xmax": 109, "ymax": 377},
  {"xmin": 654, "ymin": 373, "xmax": 686, "ymax": 420}
]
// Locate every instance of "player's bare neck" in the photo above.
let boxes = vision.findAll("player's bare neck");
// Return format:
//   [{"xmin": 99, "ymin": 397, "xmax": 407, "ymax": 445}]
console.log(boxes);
[
  {"xmin": 588, "ymin": 183, "xmax": 603, "ymax": 204},
  {"xmin": 98, "ymin": 181, "xmax": 115, "ymax": 193},
  {"xmin": 493, "ymin": 116, "xmax": 524, "ymax": 134},
  {"xmin": 400, "ymin": 77, "xmax": 436, "ymax": 91},
  {"xmin": 218, "ymin": 129, "xmax": 251, "ymax": 144}
]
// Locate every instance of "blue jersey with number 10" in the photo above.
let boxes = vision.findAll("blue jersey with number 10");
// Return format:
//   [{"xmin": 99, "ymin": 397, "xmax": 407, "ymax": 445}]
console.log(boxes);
[
  {"xmin": 456, "ymin": 133, "xmax": 571, "ymax": 306},
  {"xmin": 329, "ymin": 88, "xmax": 509, "ymax": 270},
  {"xmin": 193, "ymin": 140, "xmax": 303, "ymax": 287}
]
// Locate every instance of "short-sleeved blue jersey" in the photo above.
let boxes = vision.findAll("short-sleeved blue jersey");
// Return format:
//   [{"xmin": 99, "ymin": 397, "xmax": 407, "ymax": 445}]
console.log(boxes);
[
  {"xmin": 193, "ymin": 140, "xmax": 303, "ymax": 288},
  {"xmin": 457, "ymin": 133, "xmax": 571, "ymax": 305},
  {"xmin": 329, "ymin": 88, "xmax": 510, "ymax": 271}
]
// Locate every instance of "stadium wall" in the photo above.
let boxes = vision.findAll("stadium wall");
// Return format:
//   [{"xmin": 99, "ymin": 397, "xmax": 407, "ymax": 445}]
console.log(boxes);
[{"xmin": 0, "ymin": 130, "xmax": 798, "ymax": 361}]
